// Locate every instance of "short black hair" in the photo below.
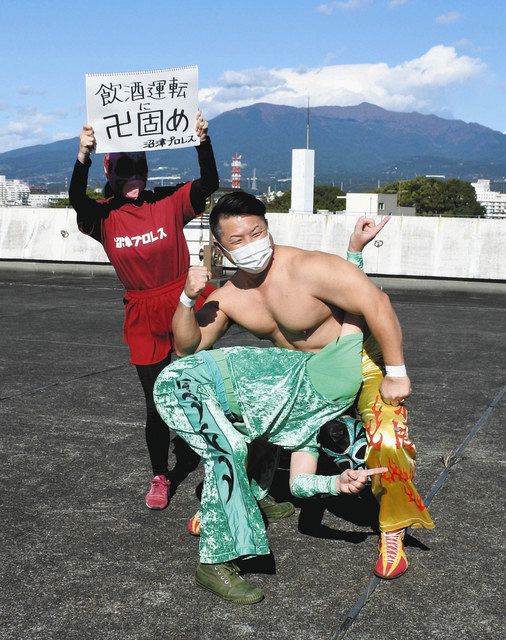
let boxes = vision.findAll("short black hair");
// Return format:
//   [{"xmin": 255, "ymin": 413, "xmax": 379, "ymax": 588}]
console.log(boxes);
[{"xmin": 210, "ymin": 191, "xmax": 267, "ymax": 240}]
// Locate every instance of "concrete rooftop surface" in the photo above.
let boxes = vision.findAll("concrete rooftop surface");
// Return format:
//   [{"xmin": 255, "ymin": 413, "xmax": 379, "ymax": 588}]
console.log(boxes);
[{"xmin": 0, "ymin": 269, "xmax": 504, "ymax": 640}]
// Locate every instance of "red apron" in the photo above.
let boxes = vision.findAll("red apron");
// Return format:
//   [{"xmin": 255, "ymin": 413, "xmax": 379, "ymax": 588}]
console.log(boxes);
[{"xmin": 123, "ymin": 273, "xmax": 215, "ymax": 365}]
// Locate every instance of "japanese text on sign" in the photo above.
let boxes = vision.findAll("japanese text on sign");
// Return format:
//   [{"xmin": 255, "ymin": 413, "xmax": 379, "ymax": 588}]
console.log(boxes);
[{"xmin": 86, "ymin": 66, "xmax": 199, "ymax": 153}]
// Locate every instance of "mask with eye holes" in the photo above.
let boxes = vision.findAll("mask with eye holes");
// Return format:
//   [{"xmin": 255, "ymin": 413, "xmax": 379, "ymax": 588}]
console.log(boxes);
[
  {"xmin": 317, "ymin": 416, "xmax": 367, "ymax": 471},
  {"xmin": 104, "ymin": 152, "xmax": 148, "ymax": 200}
]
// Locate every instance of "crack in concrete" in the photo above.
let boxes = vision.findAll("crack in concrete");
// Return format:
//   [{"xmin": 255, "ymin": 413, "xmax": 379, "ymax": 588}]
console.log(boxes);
[
  {"xmin": 330, "ymin": 383, "xmax": 506, "ymax": 640},
  {"xmin": 0, "ymin": 363, "xmax": 130, "ymax": 402}
]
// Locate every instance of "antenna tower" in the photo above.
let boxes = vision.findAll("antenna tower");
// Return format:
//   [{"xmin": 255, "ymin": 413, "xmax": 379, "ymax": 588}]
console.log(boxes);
[{"xmin": 231, "ymin": 154, "xmax": 242, "ymax": 189}]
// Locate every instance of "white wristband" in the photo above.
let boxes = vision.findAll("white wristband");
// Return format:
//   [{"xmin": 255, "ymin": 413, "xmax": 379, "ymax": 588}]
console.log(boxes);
[
  {"xmin": 179, "ymin": 291, "xmax": 196, "ymax": 308},
  {"xmin": 385, "ymin": 364, "xmax": 407, "ymax": 377}
]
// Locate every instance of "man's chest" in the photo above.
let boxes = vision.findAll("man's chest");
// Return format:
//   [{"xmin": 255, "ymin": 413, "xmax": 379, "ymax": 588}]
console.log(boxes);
[{"xmin": 226, "ymin": 286, "xmax": 338, "ymax": 344}]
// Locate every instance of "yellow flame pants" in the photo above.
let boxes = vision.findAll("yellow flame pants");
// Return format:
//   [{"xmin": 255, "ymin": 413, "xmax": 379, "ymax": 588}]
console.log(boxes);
[{"xmin": 358, "ymin": 336, "xmax": 435, "ymax": 532}]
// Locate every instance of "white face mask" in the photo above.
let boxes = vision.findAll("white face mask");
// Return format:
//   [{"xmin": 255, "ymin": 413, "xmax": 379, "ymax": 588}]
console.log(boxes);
[{"xmin": 225, "ymin": 233, "xmax": 273, "ymax": 274}]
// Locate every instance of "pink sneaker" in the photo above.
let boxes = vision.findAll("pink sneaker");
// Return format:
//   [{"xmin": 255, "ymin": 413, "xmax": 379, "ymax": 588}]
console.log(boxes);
[{"xmin": 145, "ymin": 475, "xmax": 170, "ymax": 510}]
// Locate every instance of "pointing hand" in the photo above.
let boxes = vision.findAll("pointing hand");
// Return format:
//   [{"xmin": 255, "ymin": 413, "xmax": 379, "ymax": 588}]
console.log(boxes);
[
  {"xmin": 337, "ymin": 467, "xmax": 388, "ymax": 495},
  {"xmin": 348, "ymin": 215, "xmax": 390, "ymax": 252}
]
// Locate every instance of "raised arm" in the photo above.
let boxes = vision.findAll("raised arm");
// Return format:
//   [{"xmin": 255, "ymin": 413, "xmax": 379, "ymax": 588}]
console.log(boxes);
[
  {"xmin": 347, "ymin": 215, "xmax": 390, "ymax": 253},
  {"xmin": 344, "ymin": 215, "xmax": 389, "ymax": 270},
  {"xmin": 189, "ymin": 111, "xmax": 219, "ymax": 215},
  {"xmin": 173, "ymin": 266, "xmax": 231, "ymax": 355},
  {"xmin": 68, "ymin": 124, "xmax": 103, "ymax": 238}
]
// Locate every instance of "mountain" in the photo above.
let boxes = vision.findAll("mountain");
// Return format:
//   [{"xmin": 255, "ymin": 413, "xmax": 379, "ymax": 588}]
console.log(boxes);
[{"xmin": 1, "ymin": 102, "xmax": 505, "ymax": 191}]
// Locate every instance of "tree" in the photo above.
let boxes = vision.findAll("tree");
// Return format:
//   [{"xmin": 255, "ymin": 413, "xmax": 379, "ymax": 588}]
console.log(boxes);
[
  {"xmin": 50, "ymin": 188, "xmax": 103, "ymax": 208},
  {"xmin": 377, "ymin": 176, "xmax": 485, "ymax": 217},
  {"xmin": 267, "ymin": 185, "xmax": 346, "ymax": 212},
  {"xmin": 267, "ymin": 190, "xmax": 291, "ymax": 212}
]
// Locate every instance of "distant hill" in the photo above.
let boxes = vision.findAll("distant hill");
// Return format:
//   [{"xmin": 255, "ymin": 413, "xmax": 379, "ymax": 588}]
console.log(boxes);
[{"xmin": 1, "ymin": 102, "xmax": 505, "ymax": 191}]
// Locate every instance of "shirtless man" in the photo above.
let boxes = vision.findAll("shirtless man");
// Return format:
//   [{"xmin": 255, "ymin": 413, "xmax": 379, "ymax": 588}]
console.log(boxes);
[{"xmin": 173, "ymin": 191, "xmax": 434, "ymax": 579}]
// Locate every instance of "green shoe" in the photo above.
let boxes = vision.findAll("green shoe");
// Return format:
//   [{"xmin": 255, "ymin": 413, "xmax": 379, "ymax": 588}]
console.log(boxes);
[
  {"xmin": 195, "ymin": 562, "xmax": 264, "ymax": 605},
  {"xmin": 258, "ymin": 494, "xmax": 295, "ymax": 521}
]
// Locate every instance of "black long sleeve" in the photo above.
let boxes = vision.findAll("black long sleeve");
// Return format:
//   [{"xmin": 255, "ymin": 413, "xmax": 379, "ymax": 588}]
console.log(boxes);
[
  {"xmin": 189, "ymin": 136, "xmax": 219, "ymax": 213},
  {"xmin": 69, "ymin": 138, "xmax": 219, "ymax": 237},
  {"xmin": 68, "ymin": 158, "xmax": 104, "ymax": 241}
]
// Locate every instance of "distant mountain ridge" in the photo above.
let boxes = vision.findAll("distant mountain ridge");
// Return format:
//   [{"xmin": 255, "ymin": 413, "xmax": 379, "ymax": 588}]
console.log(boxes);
[{"xmin": 1, "ymin": 102, "xmax": 505, "ymax": 190}]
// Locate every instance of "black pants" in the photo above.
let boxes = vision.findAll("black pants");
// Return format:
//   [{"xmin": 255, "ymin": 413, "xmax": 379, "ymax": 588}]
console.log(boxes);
[{"xmin": 136, "ymin": 352, "xmax": 173, "ymax": 477}]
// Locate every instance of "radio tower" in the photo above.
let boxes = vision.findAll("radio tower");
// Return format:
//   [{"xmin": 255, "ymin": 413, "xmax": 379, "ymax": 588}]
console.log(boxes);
[{"xmin": 231, "ymin": 154, "xmax": 242, "ymax": 189}]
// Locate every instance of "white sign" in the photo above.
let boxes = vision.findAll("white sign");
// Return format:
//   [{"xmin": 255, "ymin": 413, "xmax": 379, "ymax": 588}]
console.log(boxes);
[{"xmin": 86, "ymin": 65, "xmax": 199, "ymax": 153}]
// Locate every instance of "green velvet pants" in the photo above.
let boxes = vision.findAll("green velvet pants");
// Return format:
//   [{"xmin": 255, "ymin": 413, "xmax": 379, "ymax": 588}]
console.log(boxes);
[{"xmin": 154, "ymin": 353, "xmax": 270, "ymax": 564}]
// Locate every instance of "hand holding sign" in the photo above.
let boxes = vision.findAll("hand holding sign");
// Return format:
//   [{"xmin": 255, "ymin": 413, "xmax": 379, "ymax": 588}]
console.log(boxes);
[
  {"xmin": 337, "ymin": 467, "xmax": 388, "ymax": 495},
  {"xmin": 77, "ymin": 124, "xmax": 96, "ymax": 164},
  {"xmin": 195, "ymin": 110, "xmax": 208, "ymax": 142}
]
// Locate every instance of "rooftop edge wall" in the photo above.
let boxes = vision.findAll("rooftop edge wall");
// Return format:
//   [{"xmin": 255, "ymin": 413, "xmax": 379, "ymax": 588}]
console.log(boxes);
[{"xmin": 0, "ymin": 207, "xmax": 504, "ymax": 280}]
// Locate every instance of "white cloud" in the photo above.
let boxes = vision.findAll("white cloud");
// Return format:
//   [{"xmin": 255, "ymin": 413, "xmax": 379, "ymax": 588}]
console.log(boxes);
[
  {"xmin": 316, "ymin": 3, "xmax": 334, "ymax": 15},
  {"xmin": 200, "ymin": 46, "xmax": 486, "ymax": 118},
  {"xmin": 51, "ymin": 131, "xmax": 73, "ymax": 141},
  {"xmin": 453, "ymin": 38, "xmax": 473, "ymax": 48},
  {"xmin": 388, "ymin": 0, "xmax": 409, "ymax": 7},
  {"xmin": 453, "ymin": 38, "xmax": 488, "ymax": 54},
  {"xmin": 17, "ymin": 85, "xmax": 47, "ymax": 96},
  {"xmin": 436, "ymin": 11, "xmax": 461, "ymax": 25},
  {"xmin": 0, "ymin": 109, "xmax": 63, "ymax": 151},
  {"xmin": 316, "ymin": 0, "xmax": 370, "ymax": 15}
]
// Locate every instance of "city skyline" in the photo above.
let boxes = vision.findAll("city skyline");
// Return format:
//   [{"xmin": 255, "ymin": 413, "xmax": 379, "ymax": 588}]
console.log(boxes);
[{"xmin": 0, "ymin": 0, "xmax": 505, "ymax": 153}]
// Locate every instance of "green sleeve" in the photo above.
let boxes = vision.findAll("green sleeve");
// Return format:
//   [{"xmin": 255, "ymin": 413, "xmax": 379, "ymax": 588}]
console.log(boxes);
[
  {"xmin": 346, "ymin": 250, "xmax": 364, "ymax": 271},
  {"xmin": 290, "ymin": 473, "xmax": 341, "ymax": 498}
]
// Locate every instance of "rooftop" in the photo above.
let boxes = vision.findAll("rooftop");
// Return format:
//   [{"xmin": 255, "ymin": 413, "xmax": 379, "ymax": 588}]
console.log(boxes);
[{"xmin": 1, "ymin": 270, "xmax": 504, "ymax": 640}]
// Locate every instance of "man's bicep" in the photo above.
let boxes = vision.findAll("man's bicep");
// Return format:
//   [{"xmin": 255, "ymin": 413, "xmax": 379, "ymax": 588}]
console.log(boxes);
[
  {"xmin": 194, "ymin": 300, "xmax": 231, "ymax": 349},
  {"xmin": 310, "ymin": 255, "xmax": 380, "ymax": 314}
]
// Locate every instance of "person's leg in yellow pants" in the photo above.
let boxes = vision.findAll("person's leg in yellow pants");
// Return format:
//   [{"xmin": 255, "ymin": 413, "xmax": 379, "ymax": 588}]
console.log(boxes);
[{"xmin": 358, "ymin": 335, "xmax": 435, "ymax": 578}]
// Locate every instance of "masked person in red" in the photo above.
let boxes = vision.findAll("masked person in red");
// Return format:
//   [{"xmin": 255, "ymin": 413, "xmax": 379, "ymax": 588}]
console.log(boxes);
[{"xmin": 69, "ymin": 112, "xmax": 219, "ymax": 510}]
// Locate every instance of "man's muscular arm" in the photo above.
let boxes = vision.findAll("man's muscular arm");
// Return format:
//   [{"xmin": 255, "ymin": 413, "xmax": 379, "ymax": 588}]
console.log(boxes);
[
  {"xmin": 173, "ymin": 266, "xmax": 231, "ymax": 355},
  {"xmin": 303, "ymin": 252, "xmax": 410, "ymax": 404}
]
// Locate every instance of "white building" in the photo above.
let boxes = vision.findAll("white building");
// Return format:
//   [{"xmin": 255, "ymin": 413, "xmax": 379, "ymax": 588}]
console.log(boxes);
[
  {"xmin": 265, "ymin": 186, "xmax": 284, "ymax": 203},
  {"xmin": 0, "ymin": 176, "xmax": 30, "ymax": 206},
  {"xmin": 28, "ymin": 192, "xmax": 68, "ymax": 207},
  {"xmin": 290, "ymin": 149, "xmax": 315, "ymax": 214},
  {"xmin": 345, "ymin": 192, "xmax": 415, "ymax": 216},
  {"xmin": 471, "ymin": 179, "xmax": 506, "ymax": 218}
]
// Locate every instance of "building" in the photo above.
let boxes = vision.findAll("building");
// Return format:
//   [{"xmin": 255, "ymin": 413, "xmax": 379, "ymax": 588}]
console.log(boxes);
[
  {"xmin": 28, "ymin": 192, "xmax": 68, "ymax": 207},
  {"xmin": 29, "ymin": 184, "xmax": 49, "ymax": 194},
  {"xmin": 289, "ymin": 149, "xmax": 315, "ymax": 214},
  {"xmin": 0, "ymin": 176, "xmax": 30, "ymax": 206},
  {"xmin": 345, "ymin": 192, "xmax": 415, "ymax": 216},
  {"xmin": 471, "ymin": 179, "xmax": 506, "ymax": 218}
]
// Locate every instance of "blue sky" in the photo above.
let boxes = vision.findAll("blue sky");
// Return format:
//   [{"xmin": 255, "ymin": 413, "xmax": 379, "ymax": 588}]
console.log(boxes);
[{"xmin": 0, "ymin": 0, "xmax": 504, "ymax": 152}]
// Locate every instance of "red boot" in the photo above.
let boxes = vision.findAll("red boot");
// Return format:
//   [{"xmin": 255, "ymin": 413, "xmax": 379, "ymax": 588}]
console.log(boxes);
[
  {"xmin": 187, "ymin": 510, "xmax": 201, "ymax": 536},
  {"xmin": 374, "ymin": 529, "xmax": 408, "ymax": 579}
]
